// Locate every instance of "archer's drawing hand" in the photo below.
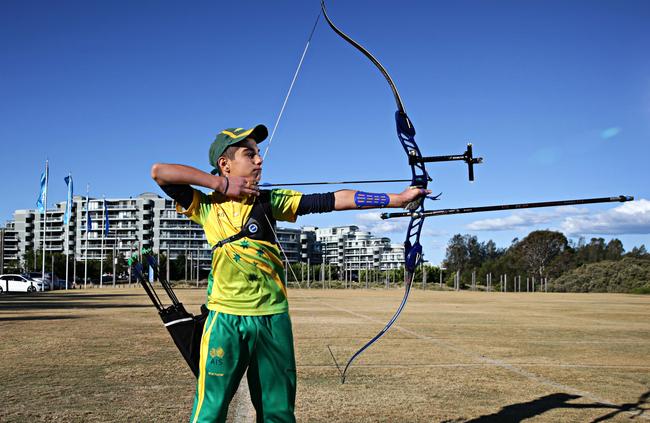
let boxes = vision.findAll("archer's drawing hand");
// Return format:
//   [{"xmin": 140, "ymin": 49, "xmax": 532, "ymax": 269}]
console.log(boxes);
[
  {"xmin": 221, "ymin": 176, "xmax": 260, "ymax": 199},
  {"xmin": 400, "ymin": 186, "xmax": 431, "ymax": 210}
]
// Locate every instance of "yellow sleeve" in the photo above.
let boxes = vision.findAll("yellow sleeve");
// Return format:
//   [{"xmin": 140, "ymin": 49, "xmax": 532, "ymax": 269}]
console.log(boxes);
[
  {"xmin": 175, "ymin": 189, "xmax": 211, "ymax": 226},
  {"xmin": 270, "ymin": 189, "xmax": 302, "ymax": 223}
]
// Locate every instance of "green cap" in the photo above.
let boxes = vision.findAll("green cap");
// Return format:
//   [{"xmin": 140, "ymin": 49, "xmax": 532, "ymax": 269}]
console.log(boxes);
[{"xmin": 209, "ymin": 125, "xmax": 268, "ymax": 175}]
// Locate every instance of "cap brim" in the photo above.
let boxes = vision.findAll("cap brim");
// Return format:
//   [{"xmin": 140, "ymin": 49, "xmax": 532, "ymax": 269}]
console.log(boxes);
[{"xmin": 249, "ymin": 124, "xmax": 268, "ymax": 143}]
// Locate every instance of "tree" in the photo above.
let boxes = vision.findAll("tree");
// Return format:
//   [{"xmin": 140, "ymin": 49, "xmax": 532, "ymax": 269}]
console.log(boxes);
[
  {"xmin": 171, "ymin": 253, "xmax": 186, "ymax": 281},
  {"xmin": 443, "ymin": 234, "xmax": 505, "ymax": 286},
  {"xmin": 483, "ymin": 240, "xmax": 501, "ymax": 260},
  {"xmin": 22, "ymin": 247, "xmax": 36, "ymax": 272},
  {"xmin": 605, "ymin": 239, "xmax": 624, "ymax": 261},
  {"xmin": 444, "ymin": 234, "xmax": 488, "ymax": 274},
  {"xmin": 626, "ymin": 245, "xmax": 649, "ymax": 259},
  {"xmin": 444, "ymin": 234, "xmax": 469, "ymax": 273},
  {"xmin": 576, "ymin": 237, "xmax": 607, "ymax": 264},
  {"xmin": 511, "ymin": 230, "xmax": 568, "ymax": 277}
]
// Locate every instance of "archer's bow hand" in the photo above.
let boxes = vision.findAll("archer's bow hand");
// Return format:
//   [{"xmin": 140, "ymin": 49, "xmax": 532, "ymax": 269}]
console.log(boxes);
[
  {"xmin": 220, "ymin": 175, "xmax": 260, "ymax": 199},
  {"xmin": 401, "ymin": 186, "xmax": 432, "ymax": 211}
]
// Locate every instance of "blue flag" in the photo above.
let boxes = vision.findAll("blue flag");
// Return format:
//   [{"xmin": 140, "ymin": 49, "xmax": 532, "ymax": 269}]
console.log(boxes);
[
  {"xmin": 36, "ymin": 167, "xmax": 48, "ymax": 213},
  {"xmin": 63, "ymin": 175, "xmax": 73, "ymax": 224},
  {"xmin": 104, "ymin": 199, "xmax": 110, "ymax": 236},
  {"xmin": 85, "ymin": 197, "xmax": 92, "ymax": 232}
]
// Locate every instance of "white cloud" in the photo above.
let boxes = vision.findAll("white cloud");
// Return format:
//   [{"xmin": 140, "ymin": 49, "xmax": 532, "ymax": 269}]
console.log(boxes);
[
  {"xmin": 354, "ymin": 211, "xmax": 445, "ymax": 237},
  {"xmin": 354, "ymin": 211, "xmax": 408, "ymax": 235},
  {"xmin": 560, "ymin": 199, "xmax": 650, "ymax": 235},
  {"xmin": 467, "ymin": 213, "xmax": 546, "ymax": 231},
  {"xmin": 356, "ymin": 212, "xmax": 383, "ymax": 222}
]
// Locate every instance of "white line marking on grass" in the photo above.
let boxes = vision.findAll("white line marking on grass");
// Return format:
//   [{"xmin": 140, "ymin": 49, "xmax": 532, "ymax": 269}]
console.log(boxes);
[
  {"xmin": 321, "ymin": 302, "xmax": 650, "ymax": 421},
  {"xmin": 299, "ymin": 363, "xmax": 650, "ymax": 370},
  {"xmin": 228, "ymin": 372, "xmax": 255, "ymax": 423}
]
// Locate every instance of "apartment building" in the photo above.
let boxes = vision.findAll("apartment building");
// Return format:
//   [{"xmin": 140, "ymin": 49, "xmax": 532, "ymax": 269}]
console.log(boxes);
[
  {"xmin": 1, "ymin": 194, "xmax": 404, "ymax": 273},
  {"xmin": 312, "ymin": 225, "xmax": 404, "ymax": 271},
  {"xmin": 0, "ymin": 222, "xmax": 19, "ymax": 272}
]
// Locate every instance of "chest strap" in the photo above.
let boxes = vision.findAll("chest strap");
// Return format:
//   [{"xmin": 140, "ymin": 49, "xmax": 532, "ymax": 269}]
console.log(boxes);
[{"xmin": 211, "ymin": 218, "xmax": 262, "ymax": 252}]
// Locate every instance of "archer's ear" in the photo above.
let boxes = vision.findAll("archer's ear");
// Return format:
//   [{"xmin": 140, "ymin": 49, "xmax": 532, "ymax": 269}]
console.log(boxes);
[{"xmin": 217, "ymin": 156, "xmax": 229, "ymax": 174}]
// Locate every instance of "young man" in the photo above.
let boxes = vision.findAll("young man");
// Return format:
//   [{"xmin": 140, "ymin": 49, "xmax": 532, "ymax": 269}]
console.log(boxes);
[{"xmin": 151, "ymin": 124, "xmax": 430, "ymax": 423}]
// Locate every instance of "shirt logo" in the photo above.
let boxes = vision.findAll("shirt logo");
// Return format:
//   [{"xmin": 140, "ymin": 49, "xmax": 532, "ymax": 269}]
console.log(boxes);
[{"xmin": 248, "ymin": 223, "xmax": 259, "ymax": 234}]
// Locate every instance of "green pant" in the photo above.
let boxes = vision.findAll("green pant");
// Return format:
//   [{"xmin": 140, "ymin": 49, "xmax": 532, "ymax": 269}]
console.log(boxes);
[{"xmin": 189, "ymin": 311, "xmax": 296, "ymax": 423}]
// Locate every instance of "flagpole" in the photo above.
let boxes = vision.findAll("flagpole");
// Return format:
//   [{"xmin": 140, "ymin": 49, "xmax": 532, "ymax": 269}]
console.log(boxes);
[
  {"xmin": 72, "ymin": 246, "xmax": 76, "ymax": 289},
  {"xmin": 65, "ymin": 172, "xmax": 71, "ymax": 290},
  {"xmin": 100, "ymin": 195, "xmax": 105, "ymax": 288},
  {"xmin": 41, "ymin": 160, "xmax": 48, "ymax": 287},
  {"xmin": 65, "ymin": 215, "xmax": 69, "ymax": 289},
  {"xmin": 84, "ymin": 184, "xmax": 89, "ymax": 289}
]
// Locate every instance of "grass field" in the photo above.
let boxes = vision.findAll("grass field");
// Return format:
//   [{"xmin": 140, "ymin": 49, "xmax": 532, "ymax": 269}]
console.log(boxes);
[{"xmin": 1, "ymin": 287, "xmax": 648, "ymax": 422}]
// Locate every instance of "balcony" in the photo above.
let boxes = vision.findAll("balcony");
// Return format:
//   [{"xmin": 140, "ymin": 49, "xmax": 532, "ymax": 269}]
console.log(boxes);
[{"xmin": 109, "ymin": 204, "xmax": 138, "ymax": 211}]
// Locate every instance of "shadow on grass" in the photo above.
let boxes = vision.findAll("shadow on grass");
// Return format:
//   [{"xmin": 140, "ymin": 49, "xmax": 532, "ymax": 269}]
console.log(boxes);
[
  {"xmin": 3, "ymin": 292, "xmax": 141, "ymax": 299},
  {"xmin": 0, "ymin": 315, "xmax": 81, "ymax": 322},
  {"xmin": 0, "ymin": 292, "xmax": 151, "ymax": 311},
  {"xmin": 457, "ymin": 391, "xmax": 648, "ymax": 423}
]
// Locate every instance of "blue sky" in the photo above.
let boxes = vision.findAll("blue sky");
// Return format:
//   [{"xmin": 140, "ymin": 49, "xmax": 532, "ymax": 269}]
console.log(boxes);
[{"xmin": 1, "ymin": 0, "xmax": 649, "ymax": 265}]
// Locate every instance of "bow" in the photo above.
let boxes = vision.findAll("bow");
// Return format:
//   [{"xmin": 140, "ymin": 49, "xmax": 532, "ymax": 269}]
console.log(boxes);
[
  {"xmin": 283, "ymin": 1, "xmax": 629, "ymax": 383},
  {"xmin": 320, "ymin": 0, "xmax": 432, "ymax": 383}
]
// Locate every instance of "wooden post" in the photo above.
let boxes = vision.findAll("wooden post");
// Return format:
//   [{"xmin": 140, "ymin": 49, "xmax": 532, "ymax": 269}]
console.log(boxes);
[
  {"xmin": 422, "ymin": 265, "xmax": 427, "ymax": 290},
  {"xmin": 0, "ymin": 228, "xmax": 4, "ymax": 275},
  {"xmin": 365, "ymin": 262, "xmax": 369, "ymax": 289},
  {"xmin": 532, "ymin": 276, "xmax": 535, "ymax": 292}
]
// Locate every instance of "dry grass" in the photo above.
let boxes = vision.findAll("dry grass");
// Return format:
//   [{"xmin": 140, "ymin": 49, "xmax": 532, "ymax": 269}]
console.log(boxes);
[{"xmin": 0, "ymin": 287, "xmax": 648, "ymax": 422}]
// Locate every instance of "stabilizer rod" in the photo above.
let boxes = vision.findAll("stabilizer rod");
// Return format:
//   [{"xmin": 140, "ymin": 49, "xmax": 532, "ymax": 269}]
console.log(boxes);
[{"xmin": 381, "ymin": 195, "xmax": 634, "ymax": 219}]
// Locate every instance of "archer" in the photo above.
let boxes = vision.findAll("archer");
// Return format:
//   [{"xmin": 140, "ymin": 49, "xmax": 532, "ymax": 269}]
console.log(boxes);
[{"xmin": 150, "ymin": 124, "xmax": 430, "ymax": 422}]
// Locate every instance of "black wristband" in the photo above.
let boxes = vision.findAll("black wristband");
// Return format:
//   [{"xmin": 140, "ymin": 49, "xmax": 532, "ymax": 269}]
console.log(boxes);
[{"xmin": 222, "ymin": 176, "xmax": 229, "ymax": 195}]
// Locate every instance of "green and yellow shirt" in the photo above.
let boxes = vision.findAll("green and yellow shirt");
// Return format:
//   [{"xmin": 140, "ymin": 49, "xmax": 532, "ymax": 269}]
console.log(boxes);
[{"xmin": 177, "ymin": 188, "xmax": 301, "ymax": 316}]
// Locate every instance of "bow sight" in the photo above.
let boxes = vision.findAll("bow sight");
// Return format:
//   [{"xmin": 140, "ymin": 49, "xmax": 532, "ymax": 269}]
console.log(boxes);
[{"xmin": 409, "ymin": 143, "xmax": 483, "ymax": 182}]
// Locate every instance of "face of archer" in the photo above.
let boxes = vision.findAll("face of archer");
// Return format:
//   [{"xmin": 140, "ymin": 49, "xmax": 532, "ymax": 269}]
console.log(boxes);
[{"xmin": 220, "ymin": 138, "xmax": 263, "ymax": 181}]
